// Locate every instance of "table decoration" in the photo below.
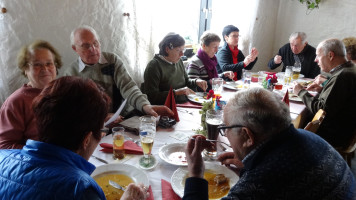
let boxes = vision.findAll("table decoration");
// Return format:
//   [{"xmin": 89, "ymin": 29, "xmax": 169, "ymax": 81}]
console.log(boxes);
[{"xmin": 262, "ymin": 73, "xmax": 278, "ymax": 90}]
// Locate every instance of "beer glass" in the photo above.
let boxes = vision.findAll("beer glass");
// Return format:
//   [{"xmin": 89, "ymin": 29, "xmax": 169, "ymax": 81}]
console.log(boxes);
[
  {"xmin": 138, "ymin": 115, "xmax": 156, "ymax": 169},
  {"xmin": 204, "ymin": 110, "xmax": 223, "ymax": 159},
  {"xmin": 112, "ymin": 127, "xmax": 125, "ymax": 160},
  {"xmin": 292, "ymin": 62, "xmax": 301, "ymax": 80},
  {"xmin": 284, "ymin": 66, "xmax": 293, "ymax": 85}
]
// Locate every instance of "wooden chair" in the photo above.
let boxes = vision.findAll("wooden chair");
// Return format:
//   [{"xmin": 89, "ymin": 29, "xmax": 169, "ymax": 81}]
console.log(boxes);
[
  {"xmin": 336, "ymin": 129, "xmax": 356, "ymax": 167},
  {"xmin": 304, "ymin": 109, "xmax": 326, "ymax": 133}
]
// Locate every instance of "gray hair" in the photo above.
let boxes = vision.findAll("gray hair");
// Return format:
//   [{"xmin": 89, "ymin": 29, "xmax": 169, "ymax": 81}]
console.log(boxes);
[
  {"xmin": 200, "ymin": 31, "xmax": 221, "ymax": 46},
  {"xmin": 224, "ymin": 88, "xmax": 291, "ymax": 141},
  {"xmin": 70, "ymin": 25, "xmax": 100, "ymax": 46},
  {"xmin": 289, "ymin": 32, "xmax": 307, "ymax": 44},
  {"xmin": 317, "ymin": 38, "xmax": 346, "ymax": 57}
]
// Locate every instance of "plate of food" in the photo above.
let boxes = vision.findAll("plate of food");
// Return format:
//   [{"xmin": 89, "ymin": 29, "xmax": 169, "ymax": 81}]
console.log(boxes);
[
  {"xmin": 289, "ymin": 93, "xmax": 302, "ymax": 102},
  {"xmin": 92, "ymin": 163, "xmax": 149, "ymax": 199},
  {"xmin": 159, "ymin": 143, "xmax": 187, "ymax": 166},
  {"xmin": 187, "ymin": 92, "xmax": 212, "ymax": 104},
  {"xmin": 296, "ymin": 79, "xmax": 313, "ymax": 88},
  {"xmin": 222, "ymin": 81, "xmax": 244, "ymax": 91},
  {"xmin": 171, "ymin": 163, "xmax": 239, "ymax": 199}
]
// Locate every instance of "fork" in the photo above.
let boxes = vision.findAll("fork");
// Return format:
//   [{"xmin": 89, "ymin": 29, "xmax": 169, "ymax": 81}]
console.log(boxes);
[
  {"xmin": 109, "ymin": 180, "xmax": 126, "ymax": 191},
  {"xmin": 190, "ymin": 138, "xmax": 231, "ymax": 148}
]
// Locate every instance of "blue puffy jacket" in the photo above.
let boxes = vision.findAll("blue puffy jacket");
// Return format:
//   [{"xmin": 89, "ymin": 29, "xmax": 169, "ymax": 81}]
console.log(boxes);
[{"xmin": 0, "ymin": 140, "xmax": 106, "ymax": 199}]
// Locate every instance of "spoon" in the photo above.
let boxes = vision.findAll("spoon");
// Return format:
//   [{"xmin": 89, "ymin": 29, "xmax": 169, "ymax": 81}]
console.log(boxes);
[
  {"xmin": 109, "ymin": 180, "xmax": 126, "ymax": 191},
  {"xmin": 190, "ymin": 137, "xmax": 231, "ymax": 148}
]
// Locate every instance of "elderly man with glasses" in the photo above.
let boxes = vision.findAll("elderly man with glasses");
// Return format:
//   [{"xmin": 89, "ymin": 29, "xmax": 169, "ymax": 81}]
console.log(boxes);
[
  {"xmin": 183, "ymin": 88, "xmax": 355, "ymax": 200},
  {"xmin": 65, "ymin": 25, "xmax": 173, "ymax": 121}
]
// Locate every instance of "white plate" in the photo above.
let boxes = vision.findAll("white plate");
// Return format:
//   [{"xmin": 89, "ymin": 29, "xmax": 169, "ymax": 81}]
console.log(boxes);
[
  {"xmin": 171, "ymin": 162, "xmax": 239, "ymax": 199},
  {"xmin": 187, "ymin": 92, "xmax": 212, "ymax": 104},
  {"xmin": 222, "ymin": 81, "xmax": 244, "ymax": 91},
  {"xmin": 159, "ymin": 143, "xmax": 187, "ymax": 166},
  {"xmin": 91, "ymin": 163, "xmax": 149, "ymax": 186},
  {"xmin": 289, "ymin": 93, "xmax": 302, "ymax": 102}
]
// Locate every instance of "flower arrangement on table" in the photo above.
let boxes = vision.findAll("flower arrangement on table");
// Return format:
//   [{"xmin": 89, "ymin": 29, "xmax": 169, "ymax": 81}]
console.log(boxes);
[
  {"xmin": 262, "ymin": 74, "xmax": 278, "ymax": 90},
  {"xmin": 193, "ymin": 90, "xmax": 223, "ymax": 136}
]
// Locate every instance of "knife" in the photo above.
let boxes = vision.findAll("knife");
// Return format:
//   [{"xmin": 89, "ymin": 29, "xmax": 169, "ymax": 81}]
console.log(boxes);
[{"xmin": 91, "ymin": 155, "xmax": 108, "ymax": 164}]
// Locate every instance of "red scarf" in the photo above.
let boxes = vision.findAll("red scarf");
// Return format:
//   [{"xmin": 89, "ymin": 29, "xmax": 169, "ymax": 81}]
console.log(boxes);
[{"xmin": 229, "ymin": 45, "xmax": 239, "ymax": 81}]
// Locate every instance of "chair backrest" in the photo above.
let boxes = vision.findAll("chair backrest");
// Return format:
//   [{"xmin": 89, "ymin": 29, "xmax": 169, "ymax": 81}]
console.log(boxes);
[
  {"xmin": 304, "ymin": 109, "xmax": 326, "ymax": 133},
  {"xmin": 341, "ymin": 128, "xmax": 356, "ymax": 153}
]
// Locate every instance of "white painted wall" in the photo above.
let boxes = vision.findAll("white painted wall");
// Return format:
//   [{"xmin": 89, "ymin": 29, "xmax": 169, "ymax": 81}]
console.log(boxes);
[{"xmin": 0, "ymin": 0, "xmax": 355, "ymax": 105}]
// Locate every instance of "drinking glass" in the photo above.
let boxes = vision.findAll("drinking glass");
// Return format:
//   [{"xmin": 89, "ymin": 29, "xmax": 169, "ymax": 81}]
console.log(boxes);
[
  {"xmin": 292, "ymin": 62, "xmax": 301, "ymax": 80},
  {"xmin": 212, "ymin": 78, "xmax": 223, "ymax": 95},
  {"xmin": 243, "ymin": 70, "xmax": 251, "ymax": 89},
  {"xmin": 284, "ymin": 66, "xmax": 293, "ymax": 85},
  {"xmin": 112, "ymin": 127, "xmax": 125, "ymax": 160},
  {"xmin": 204, "ymin": 110, "xmax": 223, "ymax": 159},
  {"xmin": 138, "ymin": 115, "xmax": 157, "ymax": 169}
]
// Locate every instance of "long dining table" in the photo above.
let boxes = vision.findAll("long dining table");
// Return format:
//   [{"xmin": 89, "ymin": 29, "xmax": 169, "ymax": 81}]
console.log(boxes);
[{"xmin": 89, "ymin": 83, "xmax": 309, "ymax": 200}]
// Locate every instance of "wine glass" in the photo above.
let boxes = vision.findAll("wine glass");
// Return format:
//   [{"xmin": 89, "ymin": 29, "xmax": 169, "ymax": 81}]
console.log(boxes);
[{"xmin": 138, "ymin": 115, "xmax": 157, "ymax": 169}]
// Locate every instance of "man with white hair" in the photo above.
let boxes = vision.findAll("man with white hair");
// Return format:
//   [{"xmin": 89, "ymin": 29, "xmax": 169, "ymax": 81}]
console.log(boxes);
[
  {"xmin": 268, "ymin": 32, "xmax": 320, "ymax": 78},
  {"xmin": 184, "ymin": 88, "xmax": 355, "ymax": 200},
  {"xmin": 294, "ymin": 38, "xmax": 356, "ymax": 148},
  {"xmin": 65, "ymin": 25, "xmax": 173, "ymax": 118}
]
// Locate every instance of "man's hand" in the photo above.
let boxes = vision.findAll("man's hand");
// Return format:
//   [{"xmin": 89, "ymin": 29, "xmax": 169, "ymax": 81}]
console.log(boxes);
[
  {"xmin": 120, "ymin": 183, "xmax": 149, "ymax": 200},
  {"xmin": 142, "ymin": 105, "xmax": 174, "ymax": 117},
  {"xmin": 293, "ymin": 81, "xmax": 304, "ymax": 95},
  {"xmin": 185, "ymin": 135, "xmax": 206, "ymax": 178},
  {"xmin": 217, "ymin": 152, "xmax": 243, "ymax": 175},
  {"xmin": 174, "ymin": 87, "xmax": 195, "ymax": 96},
  {"xmin": 223, "ymin": 71, "xmax": 234, "ymax": 80},
  {"xmin": 274, "ymin": 55, "xmax": 282, "ymax": 64},
  {"xmin": 307, "ymin": 83, "xmax": 323, "ymax": 93},
  {"xmin": 313, "ymin": 74, "xmax": 327, "ymax": 85},
  {"xmin": 196, "ymin": 79, "xmax": 208, "ymax": 92}
]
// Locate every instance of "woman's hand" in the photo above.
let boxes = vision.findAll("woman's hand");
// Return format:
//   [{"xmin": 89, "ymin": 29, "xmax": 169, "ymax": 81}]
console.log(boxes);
[
  {"xmin": 120, "ymin": 183, "xmax": 149, "ymax": 200},
  {"xmin": 174, "ymin": 87, "xmax": 195, "ymax": 96},
  {"xmin": 196, "ymin": 79, "xmax": 208, "ymax": 92},
  {"xmin": 223, "ymin": 71, "xmax": 234, "ymax": 79}
]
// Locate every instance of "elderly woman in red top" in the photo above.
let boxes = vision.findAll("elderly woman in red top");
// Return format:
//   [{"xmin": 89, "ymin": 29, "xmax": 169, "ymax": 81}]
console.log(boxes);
[
  {"xmin": 216, "ymin": 25, "xmax": 259, "ymax": 80},
  {"xmin": 0, "ymin": 40, "xmax": 62, "ymax": 149}
]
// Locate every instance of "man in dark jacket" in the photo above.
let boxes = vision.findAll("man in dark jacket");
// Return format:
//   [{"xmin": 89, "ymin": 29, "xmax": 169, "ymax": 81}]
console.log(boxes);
[
  {"xmin": 268, "ymin": 32, "xmax": 320, "ymax": 78},
  {"xmin": 183, "ymin": 88, "xmax": 355, "ymax": 200}
]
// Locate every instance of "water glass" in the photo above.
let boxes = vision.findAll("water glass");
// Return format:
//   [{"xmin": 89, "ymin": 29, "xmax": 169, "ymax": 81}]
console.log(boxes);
[
  {"xmin": 112, "ymin": 127, "xmax": 125, "ymax": 160},
  {"xmin": 212, "ymin": 78, "xmax": 223, "ymax": 95}
]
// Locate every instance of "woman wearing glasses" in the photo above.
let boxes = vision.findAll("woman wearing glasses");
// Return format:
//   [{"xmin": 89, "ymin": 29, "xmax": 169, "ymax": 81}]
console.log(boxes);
[
  {"xmin": 142, "ymin": 32, "xmax": 207, "ymax": 105},
  {"xmin": 0, "ymin": 40, "xmax": 62, "ymax": 149},
  {"xmin": 216, "ymin": 25, "xmax": 259, "ymax": 81}
]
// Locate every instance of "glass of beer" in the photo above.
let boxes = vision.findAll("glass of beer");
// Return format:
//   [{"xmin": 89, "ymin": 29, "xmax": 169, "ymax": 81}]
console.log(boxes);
[
  {"xmin": 204, "ymin": 110, "xmax": 223, "ymax": 159},
  {"xmin": 292, "ymin": 64, "xmax": 301, "ymax": 80},
  {"xmin": 112, "ymin": 127, "xmax": 125, "ymax": 160},
  {"xmin": 284, "ymin": 66, "xmax": 293, "ymax": 85},
  {"xmin": 138, "ymin": 115, "xmax": 156, "ymax": 169}
]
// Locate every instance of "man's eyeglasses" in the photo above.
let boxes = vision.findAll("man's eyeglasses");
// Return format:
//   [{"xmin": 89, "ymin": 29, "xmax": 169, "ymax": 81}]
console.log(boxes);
[
  {"xmin": 28, "ymin": 62, "xmax": 55, "ymax": 69},
  {"xmin": 218, "ymin": 124, "xmax": 244, "ymax": 136},
  {"xmin": 77, "ymin": 41, "xmax": 100, "ymax": 50}
]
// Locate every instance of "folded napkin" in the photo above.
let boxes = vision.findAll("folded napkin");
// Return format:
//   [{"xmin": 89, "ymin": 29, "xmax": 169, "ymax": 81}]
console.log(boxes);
[
  {"xmin": 161, "ymin": 179, "xmax": 181, "ymax": 200},
  {"xmin": 176, "ymin": 101, "xmax": 202, "ymax": 109},
  {"xmin": 282, "ymin": 90, "xmax": 290, "ymax": 106},
  {"xmin": 147, "ymin": 185, "xmax": 154, "ymax": 200},
  {"xmin": 164, "ymin": 87, "xmax": 180, "ymax": 122},
  {"xmin": 99, "ymin": 141, "xmax": 143, "ymax": 155}
]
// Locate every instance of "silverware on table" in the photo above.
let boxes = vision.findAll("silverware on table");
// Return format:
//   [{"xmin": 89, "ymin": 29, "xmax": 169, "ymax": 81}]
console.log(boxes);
[
  {"xmin": 190, "ymin": 137, "xmax": 231, "ymax": 148},
  {"xmin": 109, "ymin": 180, "xmax": 126, "ymax": 191},
  {"xmin": 91, "ymin": 155, "xmax": 108, "ymax": 164}
]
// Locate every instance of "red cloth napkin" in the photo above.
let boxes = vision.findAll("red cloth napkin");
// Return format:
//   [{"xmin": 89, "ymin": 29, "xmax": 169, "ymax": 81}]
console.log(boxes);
[
  {"xmin": 99, "ymin": 141, "xmax": 143, "ymax": 155},
  {"xmin": 176, "ymin": 101, "xmax": 202, "ymax": 109},
  {"xmin": 282, "ymin": 90, "xmax": 290, "ymax": 106},
  {"xmin": 161, "ymin": 179, "xmax": 181, "ymax": 200},
  {"xmin": 164, "ymin": 87, "xmax": 180, "ymax": 122},
  {"xmin": 147, "ymin": 185, "xmax": 154, "ymax": 200}
]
